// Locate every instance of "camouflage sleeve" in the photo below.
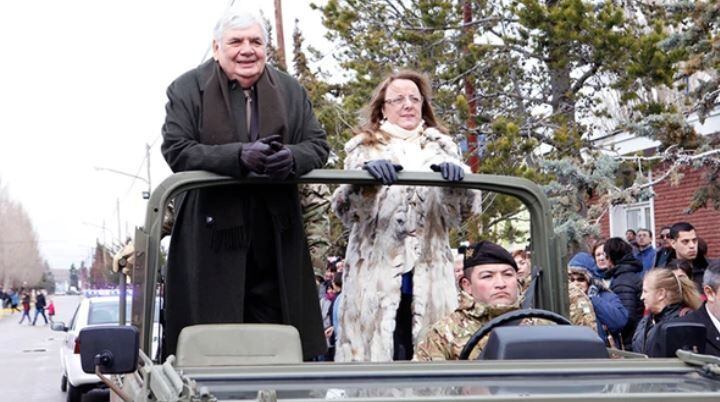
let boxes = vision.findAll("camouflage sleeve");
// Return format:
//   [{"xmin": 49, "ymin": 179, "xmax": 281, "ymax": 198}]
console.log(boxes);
[
  {"xmin": 568, "ymin": 282, "xmax": 598, "ymax": 332},
  {"xmin": 300, "ymin": 184, "xmax": 332, "ymax": 275},
  {"xmin": 413, "ymin": 323, "xmax": 454, "ymax": 361}
]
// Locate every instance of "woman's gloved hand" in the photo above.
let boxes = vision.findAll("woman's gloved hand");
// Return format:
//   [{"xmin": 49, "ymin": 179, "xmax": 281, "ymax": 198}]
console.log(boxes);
[
  {"xmin": 430, "ymin": 162, "xmax": 465, "ymax": 182},
  {"xmin": 363, "ymin": 159, "xmax": 403, "ymax": 185}
]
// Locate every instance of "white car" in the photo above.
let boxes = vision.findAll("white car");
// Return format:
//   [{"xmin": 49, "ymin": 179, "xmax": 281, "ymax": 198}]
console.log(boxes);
[{"xmin": 53, "ymin": 291, "xmax": 160, "ymax": 402}]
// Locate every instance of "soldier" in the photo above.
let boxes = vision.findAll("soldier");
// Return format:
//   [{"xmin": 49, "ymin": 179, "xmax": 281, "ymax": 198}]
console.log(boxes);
[
  {"xmin": 414, "ymin": 241, "xmax": 549, "ymax": 361},
  {"xmin": 300, "ymin": 183, "xmax": 332, "ymax": 277}
]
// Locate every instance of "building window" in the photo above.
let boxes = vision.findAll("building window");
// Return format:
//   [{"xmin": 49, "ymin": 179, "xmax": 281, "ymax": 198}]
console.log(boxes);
[{"xmin": 610, "ymin": 201, "xmax": 654, "ymax": 239}]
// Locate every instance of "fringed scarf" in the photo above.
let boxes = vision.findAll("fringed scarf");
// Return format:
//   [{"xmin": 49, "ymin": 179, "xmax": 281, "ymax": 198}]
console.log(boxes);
[
  {"xmin": 198, "ymin": 61, "xmax": 290, "ymax": 251},
  {"xmin": 200, "ymin": 61, "xmax": 289, "ymax": 145}
]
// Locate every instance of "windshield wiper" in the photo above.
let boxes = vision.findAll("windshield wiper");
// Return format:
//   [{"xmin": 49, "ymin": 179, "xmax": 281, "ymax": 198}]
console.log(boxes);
[{"xmin": 676, "ymin": 349, "xmax": 720, "ymax": 378}]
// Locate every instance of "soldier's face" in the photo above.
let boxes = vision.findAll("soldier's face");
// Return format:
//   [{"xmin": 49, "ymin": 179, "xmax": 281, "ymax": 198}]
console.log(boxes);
[{"xmin": 462, "ymin": 264, "xmax": 518, "ymax": 306}]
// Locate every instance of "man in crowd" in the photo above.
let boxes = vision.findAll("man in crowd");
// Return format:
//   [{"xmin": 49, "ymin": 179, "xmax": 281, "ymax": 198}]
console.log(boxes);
[
  {"xmin": 625, "ymin": 229, "xmax": 638, "ymax": 249},
  {"xmin": 669, "ymin": 222, "xmax": 709, "ymax": 291},
  {"xmin": 634, "ymin": 228, "xmax": 656, "ymax": 273},
  {"xmin": 677, "ymin": 260, "xmax": 720, "ymax": 356},
  {"xmin": 413, "ymin": 241, "xmax": 595, "ymax": 360},
  {"xmin": 160, "ymin": 9, "xmax": 329, "ymax": 359},
  {"xmin": 654, "ymin": 226, "xmax": 673, "ymax": 268}
]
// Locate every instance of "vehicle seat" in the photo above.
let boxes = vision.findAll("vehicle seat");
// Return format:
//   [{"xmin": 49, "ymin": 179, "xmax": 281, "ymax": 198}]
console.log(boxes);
[
  {"xmin": 175, "ymin": 324, "xmax": 303, "ymax": 367},
  {"xmin": 480, "ymin": 325, "xmax": 609, "ymax": 360}
]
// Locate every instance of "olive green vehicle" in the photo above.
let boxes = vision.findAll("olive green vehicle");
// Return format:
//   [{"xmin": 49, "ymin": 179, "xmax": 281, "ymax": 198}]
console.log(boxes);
[{"xmin": 78, "ymin": 170, "xmax": 720, "ymax": 402}]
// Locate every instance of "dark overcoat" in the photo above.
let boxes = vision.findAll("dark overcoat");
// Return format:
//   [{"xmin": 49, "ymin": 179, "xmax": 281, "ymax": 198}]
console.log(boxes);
[
  {"xmin": 677, "ymin": 303, "xmax": 720, "ymax": 357},
  {"xmin": 161, "ymin": 60, "xmax": 329, "ymax": 360}
]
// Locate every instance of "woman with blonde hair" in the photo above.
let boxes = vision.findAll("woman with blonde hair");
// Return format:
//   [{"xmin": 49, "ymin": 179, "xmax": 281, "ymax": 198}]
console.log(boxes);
[
  {"xmin": 632, "ymin": 268, "xmax": 702, "ymax": 356},
  {"xmin": 332, "ymin": 70, "xmax": 479, "ymax": 362}
]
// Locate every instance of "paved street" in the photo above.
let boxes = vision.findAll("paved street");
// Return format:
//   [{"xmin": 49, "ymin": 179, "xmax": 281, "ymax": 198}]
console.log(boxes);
[{"xmin": 0, "ymin": 295, "xmax": 80, "ymax": 402}]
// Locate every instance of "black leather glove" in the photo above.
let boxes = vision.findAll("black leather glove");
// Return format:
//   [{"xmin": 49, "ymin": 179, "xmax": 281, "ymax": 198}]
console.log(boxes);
[
  {"xmin": 265, "ymin": 144, "xmax": 294, "ymax": 180},
  {"xmin": 240, "ymin": 135, "xmax": 281, "ymax": 174},
  {"xmin": 363, "ymin": 159, "xmax": 403, "ymax": 185},
  {"xmin": 430, "ymin": 162, "xmax": 465, "ymax": 182}
]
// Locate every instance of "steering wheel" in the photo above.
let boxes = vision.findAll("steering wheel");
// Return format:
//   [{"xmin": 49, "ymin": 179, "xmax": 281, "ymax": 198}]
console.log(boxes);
[{"xmin": 458, "ymin": 308, "xmax": 572, "ymax": 360}]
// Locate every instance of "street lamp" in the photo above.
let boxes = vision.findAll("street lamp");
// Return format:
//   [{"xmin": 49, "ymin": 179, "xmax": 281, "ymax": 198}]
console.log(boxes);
[
  {"xmin": 94, "ymin": 166, "xmax": 152, "ymax": 200},
  {"xmin": 94, "ymin": 143, "xmax": 153, "ymax": 199}
]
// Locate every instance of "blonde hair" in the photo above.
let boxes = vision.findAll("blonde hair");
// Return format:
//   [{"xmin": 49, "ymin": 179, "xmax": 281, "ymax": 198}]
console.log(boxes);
[{"xmin": 645, "ymin": 268, "xmax": 702, "ymax": 310}]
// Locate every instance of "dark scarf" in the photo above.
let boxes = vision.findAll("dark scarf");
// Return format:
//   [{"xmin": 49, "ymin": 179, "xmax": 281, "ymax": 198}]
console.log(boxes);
[{"xmin": 200, "ymin": 61, "xmax": 288, "ymax": 145}]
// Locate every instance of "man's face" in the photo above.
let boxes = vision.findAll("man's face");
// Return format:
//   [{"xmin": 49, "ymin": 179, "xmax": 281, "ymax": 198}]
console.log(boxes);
[
  {"xmin": 461, "ymin": 264, "xmax": 518, "ymax": 306},
  {"xmin": 658, "ymin": 228, "xmax": 671, "ymax": 248},
  {"xmin": 636, "ymin": 230, "xmax": 652, "ymax": 248},
  {"xmin": 213, "ymin": 23, "xmax": 266, "ymax": 88},
  {"xmin": 704, "ymin": 284, "xmax": 720, "ymax": 321},
  {"xmin": 671, "ymin": 230, "xmax": 698, "ymax": 260},
  {"xmin": 625, "ymin": 230, "xmax": 636, "ymax": 242}
]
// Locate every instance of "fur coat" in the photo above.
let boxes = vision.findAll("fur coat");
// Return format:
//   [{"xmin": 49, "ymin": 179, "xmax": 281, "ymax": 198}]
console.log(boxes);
[{"xmin": 332, "ymin": 124, "xmax": 480, "ymax": 362}]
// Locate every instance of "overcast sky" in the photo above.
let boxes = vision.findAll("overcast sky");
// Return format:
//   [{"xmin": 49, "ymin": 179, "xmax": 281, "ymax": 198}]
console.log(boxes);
[{"xmin": 0, "ymin": 0, "xmax": 331, "ymax": 270}]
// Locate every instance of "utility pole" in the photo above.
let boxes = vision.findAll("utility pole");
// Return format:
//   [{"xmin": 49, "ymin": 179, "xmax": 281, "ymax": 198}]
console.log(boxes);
[
  {"xmin": 463, "ymin": 0, "xmax": 479, "ymax": 172},
  {"xmin": 145, "ymin": 143, "xmax": 152, "ymax": 199},
  {"xmin": 274, "ymin": 0, "xmax": 287, "ymax": 70}
]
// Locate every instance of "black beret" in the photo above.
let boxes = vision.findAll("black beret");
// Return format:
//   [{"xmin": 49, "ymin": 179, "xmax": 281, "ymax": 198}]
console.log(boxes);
[{"xmin": 463, "ymin": 240, "xmax": 518, "ymax": 271}]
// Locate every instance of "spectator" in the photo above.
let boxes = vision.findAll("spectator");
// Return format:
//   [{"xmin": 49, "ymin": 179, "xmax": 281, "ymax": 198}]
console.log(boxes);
[
  {"xmin": 512, "ymin": 249, "xmax": 532, "ymax": 282},
  {"xmin": 568, "ymin": 252, "xmax": 628, "ymax": 346},
  {"xmin": 626, "ymin": 229, "xmax": 638, "ymax": 249},
  {"xmin": 18, "ymin": 291, "xmax": 31, "ymax": 325},
  {"xmin": 676, "ymin": 260, "xmax": 720, "ymax": 356},
  {"xmin": 634, "ymin": 228, "xmax": 656, "ymax": 274},
  {"xmin": 592, "ymin": 241, "xmax": 609, "ymax": 276},
  {"xmin": 668, "ymin": 222, "xmax": 709, "ymax": 292},
  {"xmin": 654, "ymin": 226, "xmax": 673, "ymax": 268},
  {"xmin": 32, "ymin": 290, "xmax": 48, "ymax": 325},
  {"xmin": 47, "ymin": 298, "xmax": 56, "ymax": 324},
  {"xmin": 632, "ymin": 268, "xmax": 701, "ymax": 356},
  {"xmin": 604, "ymin": 238, "xmax": 644, "ymax": 351},
  {"xmin": 663, "ymin": 259, "xmax": 693, "ymax": 281}
]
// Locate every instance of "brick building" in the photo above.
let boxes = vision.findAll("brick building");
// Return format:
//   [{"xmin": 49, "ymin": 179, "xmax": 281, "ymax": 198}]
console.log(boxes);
[{"xmin": 595, "ymin": 109, "xmax": 720, "ymax": 260}]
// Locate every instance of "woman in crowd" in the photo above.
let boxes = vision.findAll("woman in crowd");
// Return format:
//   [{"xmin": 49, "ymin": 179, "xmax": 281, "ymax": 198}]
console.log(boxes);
[
  {"xmin": 568, "ymin": 252, "xmax": 628, "ymax": 347},
  {"xmin": 603, "ymin": 238, "xmax": 644, "ymax": 351},
  {"xmin": 593, "ymin": 241, "xmax": 610, "ymax": 275},
  {"xmin": 632, "ymin": 268, "xmax": 702, "ymax": 356},
  {"xmin": 332, "ymin": 70, "xmax": 479, "ymax": 362}
]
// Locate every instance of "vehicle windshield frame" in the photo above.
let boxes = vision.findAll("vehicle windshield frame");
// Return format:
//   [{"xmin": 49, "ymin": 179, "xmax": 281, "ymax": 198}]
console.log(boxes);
[{"xmin": 129, "ymin": 169, "xmax": 568, "ymax": 355}]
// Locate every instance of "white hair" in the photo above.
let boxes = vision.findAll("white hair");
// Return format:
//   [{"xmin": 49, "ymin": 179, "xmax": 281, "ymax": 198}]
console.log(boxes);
[{"xmin": 213, "ymin": 9, "xmax": 268, "ymax": 45}]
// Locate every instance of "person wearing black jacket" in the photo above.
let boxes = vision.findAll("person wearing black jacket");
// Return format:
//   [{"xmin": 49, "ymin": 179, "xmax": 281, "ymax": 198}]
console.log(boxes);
[
  {"xmin": 677, "ymin": 260, "xmax": 720, "ymax": 356},
  {"xmin": 604, "ymin": 238, "xmax": 644, "ymax": 351},
  {"xmin": 632, "ymin": 268, "xmax": 702, "ymax": 356}
]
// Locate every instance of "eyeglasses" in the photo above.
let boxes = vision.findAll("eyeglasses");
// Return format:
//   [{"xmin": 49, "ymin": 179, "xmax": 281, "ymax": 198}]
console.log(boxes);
[
  {"xmin": 658, "ymin": 234, "xmax": 670, "ymax": 239},
  {"xmin": 384, "ymin": 95, "xmax": 423, "ymax": 107},
  {"xmin": 569, "ymin": 275, "xmax": 588, "ymax": 283}
]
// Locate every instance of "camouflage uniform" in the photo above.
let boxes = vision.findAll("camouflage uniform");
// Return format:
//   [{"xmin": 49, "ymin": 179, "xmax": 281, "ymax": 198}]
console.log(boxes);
[
  {"xmin": 300, "ymin": 183, "xmax": 332, "ymax": 277},
  {"xmin": 568, "ymin": 281, "xmax": 597, "ymax": 332},
  {"xmin": 413, "ymin": 291, "xmax": 551, "ymax": 361}
]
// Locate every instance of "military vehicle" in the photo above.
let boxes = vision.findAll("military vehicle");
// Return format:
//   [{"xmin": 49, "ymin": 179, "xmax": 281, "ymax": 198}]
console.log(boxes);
[{"xmin": 78, "ymin": 170, "xmax": 720, "ymax": 401}]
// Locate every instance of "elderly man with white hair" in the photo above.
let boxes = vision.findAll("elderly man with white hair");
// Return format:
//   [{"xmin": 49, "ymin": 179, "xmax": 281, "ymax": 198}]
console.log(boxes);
[
  {"xmin": 160, "ymin": 9, "xmax": 329, "ymax": 360},
  {"xmin": 677, "ymin": 260, "xmax": 720, "ymax": 356}
]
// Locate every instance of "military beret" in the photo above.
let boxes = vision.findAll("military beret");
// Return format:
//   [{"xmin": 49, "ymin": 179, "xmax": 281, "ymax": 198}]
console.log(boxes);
[{"xmin": 463, "ymin": 240, "xmax": 518, "ymax": 271}]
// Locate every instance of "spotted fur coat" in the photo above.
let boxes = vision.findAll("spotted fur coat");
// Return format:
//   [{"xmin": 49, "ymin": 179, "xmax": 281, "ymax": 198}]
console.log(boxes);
[{"xmin": 332, "ymin": 127, "xmax": 481, "ymax": 362}]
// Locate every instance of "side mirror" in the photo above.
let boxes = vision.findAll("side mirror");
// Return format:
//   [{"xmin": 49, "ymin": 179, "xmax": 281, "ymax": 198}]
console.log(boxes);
[
  {"xmin": 51, "ymin": 322, "xmax": 67, "ymax": 332},
  {"xmin": 79, "ymin": 326, "xmax": 139, "ymax": 374}
]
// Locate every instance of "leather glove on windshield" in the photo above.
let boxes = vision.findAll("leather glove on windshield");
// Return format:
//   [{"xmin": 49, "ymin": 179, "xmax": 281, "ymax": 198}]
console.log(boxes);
[
  {"xmin": 430, "ymin": 162, "xmax": 465, "ymax": 182},
  {"xmin": 239, "ymin": 135, "xmax": 281, "ymax": 174},
  {"xmin": 363, "ymin": 159, "xmax": 403, "ymax": 185},
  {"xmin": 265, "ymin": 142, "xmax": 294, "ymax": 180}
]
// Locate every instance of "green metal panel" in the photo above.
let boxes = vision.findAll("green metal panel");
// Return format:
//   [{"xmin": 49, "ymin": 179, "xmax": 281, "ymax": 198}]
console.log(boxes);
[{"xmin": 131, "ymin": 170, "xmax": 568, "ymax": 354}]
